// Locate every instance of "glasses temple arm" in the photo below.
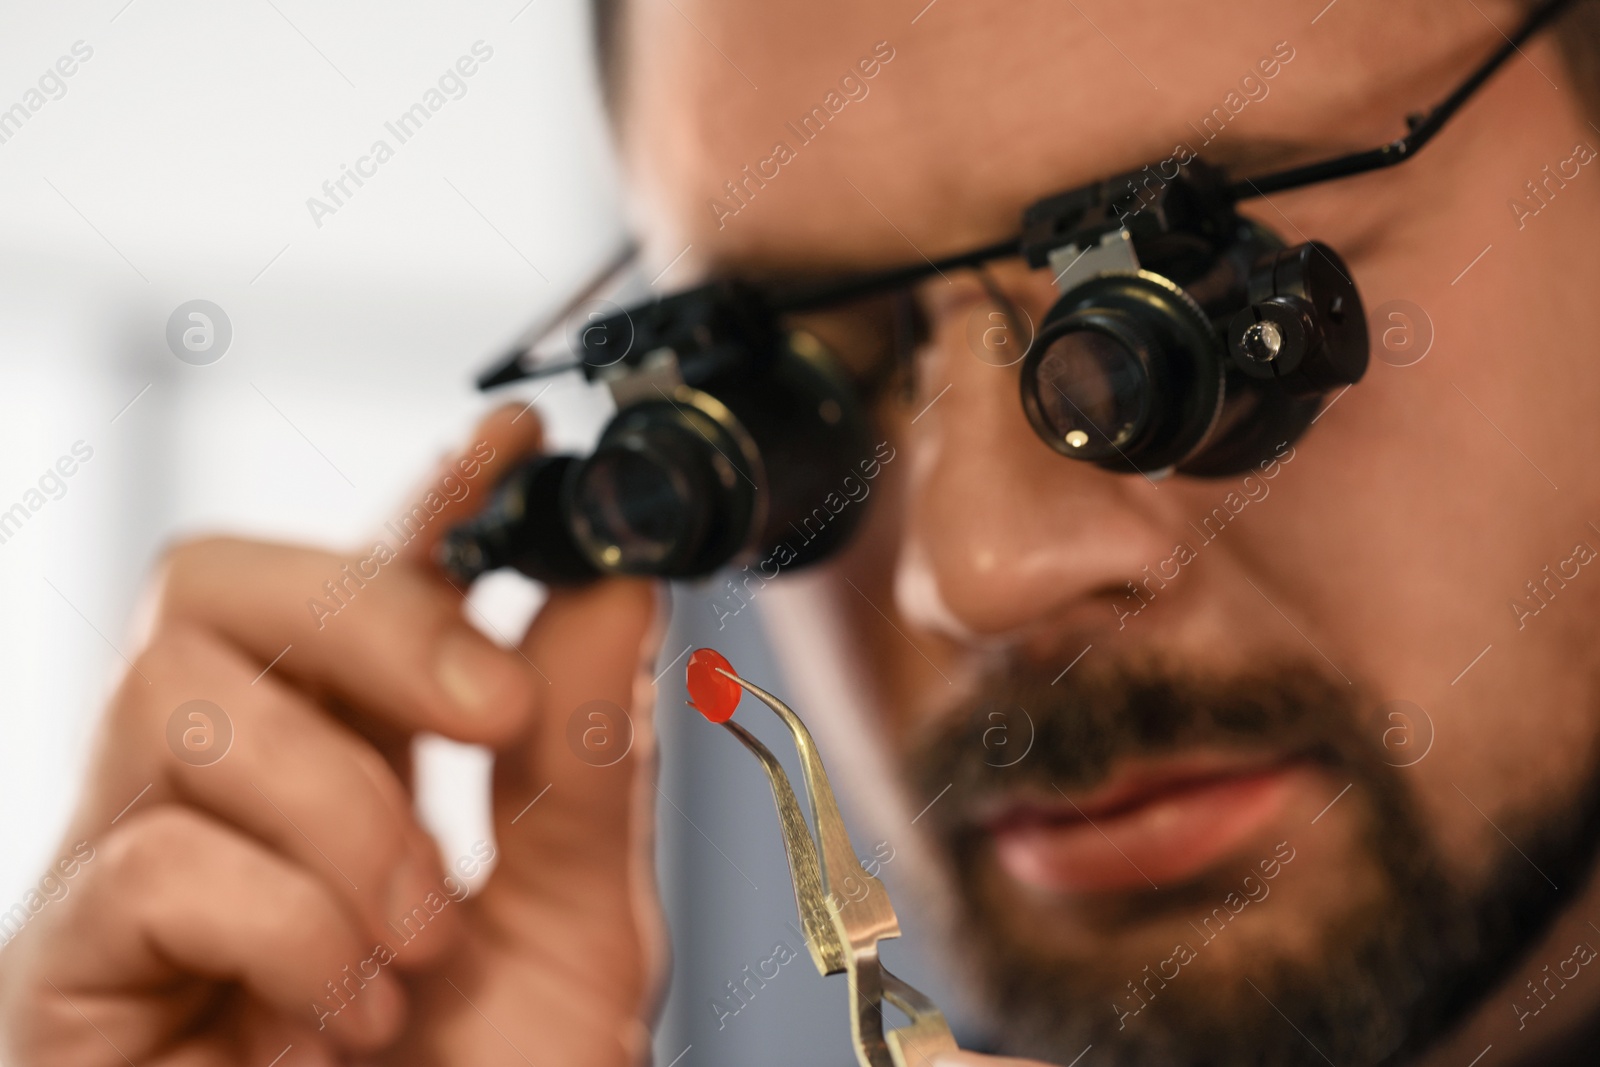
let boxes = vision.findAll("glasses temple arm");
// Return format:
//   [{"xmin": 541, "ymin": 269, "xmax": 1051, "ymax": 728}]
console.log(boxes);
[
  {"xmin": 766, "ymin": 235, "xmax": 1021, "ymax": 314},
  {"xmin": 1228, "ymin": 0, "xmax": 1580, "ymax": 200},
  {"xmin": 476, "ymin": 237, "xmax": 641, "ymax": 389}
]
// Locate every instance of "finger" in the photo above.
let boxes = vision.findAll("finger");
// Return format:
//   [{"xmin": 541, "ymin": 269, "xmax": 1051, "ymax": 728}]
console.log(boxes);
[
  {"xmin": 87, "ymin": 623, "xmax": 462, "ymax": 960},
  {"xmin": 150, "ymin": 536, "xmax": 539, "ymax": 745},
  {"xmin": 145, "ymin": 401, "xmax": 551, "ymax": 747},
  {"xmin": 476, "ymin": 576, "xmax": 668, "ymax": 1038},
  {"xmin": 489, "ymin": 577, "xmax": 663, "ymax": 910},
  {"xmin": 235, "ymin": 1008, "xmax": 340, "ymax": 1067},
  {"xmin": 933, "ymin": 1054, "xmax": 1055, "ymax": 1066},
  {"xmin": 392, "ymin": 401, "xmax": 545, "ymax": 566},
  {"xmin": 150, "ymin": 1009, "xmax": 339, "ymax": 1067},
  {"xmin": 52, "ymin": 807, "xmax": 406, "ymax": 1055}
]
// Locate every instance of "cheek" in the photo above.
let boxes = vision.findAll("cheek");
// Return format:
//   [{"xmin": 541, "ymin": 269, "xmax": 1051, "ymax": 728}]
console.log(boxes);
[{"xmin": 1405, "ymin": 654, "xmax": 1600, "ymax": 884}]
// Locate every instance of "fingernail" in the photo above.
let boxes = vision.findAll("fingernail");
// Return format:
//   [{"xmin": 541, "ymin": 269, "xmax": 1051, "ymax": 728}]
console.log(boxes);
[{"xmin": 436, "ymin": 629, "xmax": 521, "ymax": 717}]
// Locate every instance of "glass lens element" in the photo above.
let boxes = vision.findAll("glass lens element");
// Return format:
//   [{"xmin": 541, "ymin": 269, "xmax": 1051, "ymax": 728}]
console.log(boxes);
[
  {"xmin": 1031, "ymin": 327, "xmax": 1148, "ymax": 452},
  {"xmin": 570, "ymin": 445, "xmax": 696, "ymax": 570}
]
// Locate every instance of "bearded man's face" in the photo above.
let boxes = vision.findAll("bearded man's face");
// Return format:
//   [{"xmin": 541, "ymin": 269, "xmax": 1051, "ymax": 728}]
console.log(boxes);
[{"xmin": 613, "ymin": 1, "xmax": 1600, "ymax": 1061}]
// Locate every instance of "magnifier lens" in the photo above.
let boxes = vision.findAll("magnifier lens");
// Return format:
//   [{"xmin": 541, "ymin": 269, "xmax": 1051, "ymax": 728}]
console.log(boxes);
[
  {"xmin": 1030, "ymin": 327, "xmax": 1149, "ymax": 453},
  {"xmin": 569, "ymin": 437, "xmax": 706, "ymax": 571}
]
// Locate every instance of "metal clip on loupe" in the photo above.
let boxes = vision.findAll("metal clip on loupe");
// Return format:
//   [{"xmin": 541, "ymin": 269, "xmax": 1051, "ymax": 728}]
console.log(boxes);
[{"xmin": 686, "ymin": 650, "xmax": 959, "ymax": 1067}]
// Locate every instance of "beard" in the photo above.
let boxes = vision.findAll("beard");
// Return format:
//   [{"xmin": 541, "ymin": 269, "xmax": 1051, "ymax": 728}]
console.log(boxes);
[{"xmin": 904, "ymin": 655, "xmax": 1600, "ymax": 1066}]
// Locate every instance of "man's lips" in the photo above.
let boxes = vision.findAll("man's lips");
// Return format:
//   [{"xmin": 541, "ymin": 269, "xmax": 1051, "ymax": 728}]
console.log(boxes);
[{"xmin": 983, "ymin": 758, "xmax": 1315, "ymax": 894}]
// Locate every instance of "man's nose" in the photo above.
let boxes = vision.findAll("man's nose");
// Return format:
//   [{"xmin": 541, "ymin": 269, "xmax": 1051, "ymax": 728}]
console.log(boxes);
[{"xmin": 897, "ymin": 291, "xmax": 1177, "ymax": 641}]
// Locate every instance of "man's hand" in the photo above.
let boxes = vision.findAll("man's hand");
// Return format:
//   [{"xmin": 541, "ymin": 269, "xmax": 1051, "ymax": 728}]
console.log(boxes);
[{"xmin": 0, "ymin": 406, "xmax": 667, "ymax": 1066}]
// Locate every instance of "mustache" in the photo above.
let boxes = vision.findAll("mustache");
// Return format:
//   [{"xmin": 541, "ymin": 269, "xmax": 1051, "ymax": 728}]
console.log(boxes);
[
  {"xmin": 897, "ymin": 655, "xmax": 1600, "ymax": 1065},
  {"xmin": 904, "ymin": 654, "xmax": 1380, "ymax": 836},
  {"xmin": 899, "ymin": 654, "xmax": 1433, "ymax": 1063}
]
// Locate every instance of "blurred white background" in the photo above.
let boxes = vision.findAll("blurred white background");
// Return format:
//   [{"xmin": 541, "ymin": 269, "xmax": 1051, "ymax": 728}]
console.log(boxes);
[
  {"xmin": 0, "ymin": 0, "xmax": 622, "ymax": 902},
  {"xmin": 0, "ymin": 3, "xmax": 959, "ymax": 1063}
]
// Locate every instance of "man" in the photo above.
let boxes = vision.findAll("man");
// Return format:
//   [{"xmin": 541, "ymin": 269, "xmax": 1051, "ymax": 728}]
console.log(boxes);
[{"xmin": 3, "ymin": 0, "xmax": 1600, "ymax": 1063}]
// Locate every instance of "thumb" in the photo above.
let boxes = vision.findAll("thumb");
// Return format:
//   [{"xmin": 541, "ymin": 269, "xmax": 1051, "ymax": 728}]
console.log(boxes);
[{"xmin": 483, "ymin": 574, "xmax": 667, "ymax": 943}]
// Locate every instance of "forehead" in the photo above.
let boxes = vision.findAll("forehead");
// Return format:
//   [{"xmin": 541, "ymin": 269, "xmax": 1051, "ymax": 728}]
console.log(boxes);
[{"xmin": 618, "ymin": 0, "xmax": 1516, "ymax": 276}]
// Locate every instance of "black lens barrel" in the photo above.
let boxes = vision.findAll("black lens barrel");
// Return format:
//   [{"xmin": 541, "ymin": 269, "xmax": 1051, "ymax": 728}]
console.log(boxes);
[
  {"xmin": 439, "ymin": 331, "xmax": 872, "ymax": 586},
  {"xmin": 1022, "ymin": 273, "xmax": 1223, "ymax": 473},
  {"xmin": 437, "ymin": 454, "xmax": 599, "ymax": 585},
  {"xmin": 568, "ymin": 399, "xmax": 757, "ymax": 577}
]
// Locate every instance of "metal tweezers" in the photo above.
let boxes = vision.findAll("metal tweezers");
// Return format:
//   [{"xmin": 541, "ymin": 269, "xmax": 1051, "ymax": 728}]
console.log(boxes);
[{"xmin": 711, "ymin": 667, "xmax": 960, "ymax": 1067}]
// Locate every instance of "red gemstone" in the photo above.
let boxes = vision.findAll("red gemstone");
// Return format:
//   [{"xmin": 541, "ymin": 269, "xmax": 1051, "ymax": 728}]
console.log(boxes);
[{"xmin": 686, "ymin": 648, "xmax": 742, "ymax": 723}]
